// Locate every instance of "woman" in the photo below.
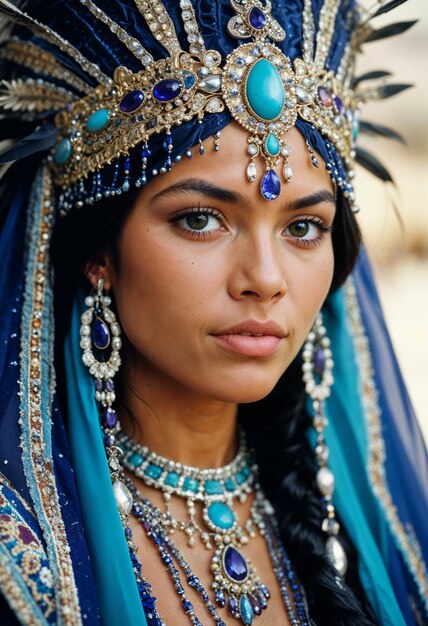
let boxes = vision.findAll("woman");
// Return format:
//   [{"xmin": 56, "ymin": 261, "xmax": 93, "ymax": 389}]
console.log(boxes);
[{"xmin": 0, "ymin": 1, "xmax": 426, "ymax": 625}]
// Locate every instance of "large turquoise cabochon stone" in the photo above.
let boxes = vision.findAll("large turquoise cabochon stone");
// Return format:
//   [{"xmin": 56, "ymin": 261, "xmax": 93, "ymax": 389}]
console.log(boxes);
[
  {"xmin": 207, "ymin": 502, "xmax": 235, "ymax": 529},
  {"xmin": 86, "ymin": 108, "xmax": 110, "ymax": 133},
  {"xmin": 246, "ymin": 59, "xmax": 284, "ymax": 121}
]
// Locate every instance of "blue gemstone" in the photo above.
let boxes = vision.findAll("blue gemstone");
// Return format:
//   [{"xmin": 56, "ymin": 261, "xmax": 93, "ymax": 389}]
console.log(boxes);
[
  {"xmin": 208, "ymin": 502, "xmax": 235, "ymax": 530},
  {"xmin": 240, "ymin": 596, "xmax": 254, "ymax": 625},
  {"xmin": 215, "ymin": 589, "xmax": 226, "ymax": 608},
  {"xmin": 182, "ymin": 71, "xmax": 196, "ymax": 89},
  {"xmin": 334, "ymin": 94, "xmax": 345, "ymax": 114},
  {"xmin": 91, "ymin": 317, "xmax": 110, "ymax": 349},
  {"xmin": 246, "ymin": 59, "xmax": 285, "ymax": 121},
  {"xmin": 164, "ymin": 471, "xmax": 180, "ymax": 487},
  {"xmin": 259, "ymin": 583, "xmax": 270, "ymax": 599},
  {"xmin": 129, "ymin": 452, "xmax": 144, "ymax": 467},
  {"xmin": 120, "ymin": 90, "xmax": 145, "ymax": 113},
  {"xmin": 142, "ymin": 144, "xmax": 151, "ymax": 158},
  {"xmin": 183, "ymin": 477, "xmax": 199, "ymax": 492},
  {"xmin": 249, "ymin": 7, "xmax": 267, "ymax": 30},
  {"xmin": 86, "ymin": 108, "xmax": 110, "ymax": 133},
  {"xmin": 145, "ymin": 464, "xmax": 162, "ymax": 479},
  {"xmin": 142, "ymin": 597, "xmax": 156, "ymax": 612},
  {"xmin": 153, "ymin": 79, "xmax": 181, "ymax": 102},
  {"xmin": 261, "ymin": 170, "xmax": 281, "ymax": 201},
  {"xmin": 257, "ymin": 592, "xmax": 267, "ymax": 609},
  {"xmin": 228, "ymin": 596, "xmax": 238, "ymax": 617},
  {"xmin": 223, "ymin": 546, "xmax": 248, "ymax": 582},
  {"xmin": 182, "ymin": 599, "xmax": 193, "ymax": 613},
  {"xmin": 103, "ymin": 407, "xmax": 117, "ymax": 429},
  {"xmin": 204, "ymin": 480, "xmax": 223, "ymax": 495},
  {"xmin": 163, "ymin": 134, "xmax": 173, "ymax": 147},
  {"xmin": 105, "ymin": 434, "xmax": 115, "ymax": 447},
  {"xmin": 54, "ymin": 138, "xmax": 72, "ymax": 165},
  {"xmin": 250, "ymin": 595, "xmax": 262, "ymax": 616},
  {"xmin": 314, "ymin": 347, "xmax": 325, "ymax": 372}
]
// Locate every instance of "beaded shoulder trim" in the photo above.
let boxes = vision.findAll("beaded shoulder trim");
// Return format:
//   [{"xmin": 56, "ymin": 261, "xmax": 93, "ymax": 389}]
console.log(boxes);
[{"xmin": 0, "ymin": 474, "xmax": 57, "ymax": 625}]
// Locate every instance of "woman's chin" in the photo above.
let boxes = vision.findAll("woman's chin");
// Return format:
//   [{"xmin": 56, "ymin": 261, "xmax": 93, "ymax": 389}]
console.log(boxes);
[{"xmin": 202, "ymin": 375, "xmax": 281, "ymax": 405}]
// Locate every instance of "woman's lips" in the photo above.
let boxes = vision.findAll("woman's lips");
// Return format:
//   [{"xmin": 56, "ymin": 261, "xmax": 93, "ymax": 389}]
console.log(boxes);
[
  {"xmin": 211, "ymin": 320, "xmax": 286, "ymax": 357},
  {"xmin": 212, "ymin": 333, "xmax": 283, "ymax": 356}
]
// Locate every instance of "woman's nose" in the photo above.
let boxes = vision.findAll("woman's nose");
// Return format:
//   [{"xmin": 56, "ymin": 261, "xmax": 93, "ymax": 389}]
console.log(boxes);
[{"xmin": 227, "ymin": 233, "xmax": 287, "ymax": 303}]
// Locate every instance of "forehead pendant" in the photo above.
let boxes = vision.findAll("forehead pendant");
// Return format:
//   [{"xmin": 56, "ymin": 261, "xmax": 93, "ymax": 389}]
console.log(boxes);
[{"xmin": 222, "ymin": 0, "xmax": 295, "ymax": 200}]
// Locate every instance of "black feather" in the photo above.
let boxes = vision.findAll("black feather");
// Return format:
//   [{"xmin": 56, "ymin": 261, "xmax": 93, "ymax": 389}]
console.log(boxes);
[
  {"xmin": 0, "ymin": 123, "xmax": 57, "ymax": 163},
  {"xmin": 359, "ymin": 121, "xmax": 405, "ymax": 144},
  {"xmin": 373, "ymin": 0, "xmax": 409, "ymax": 17},
  {"xmin": 377, "ymin": 83, "xmax": 412, "ymax": 99},
  {"xmin": 365, "ymin": 20, "xmax": 418, "ymax": 42},
  {"xmin": 355, "ymin": 147, "xmax": 394, "ymax": 183},
  {"xmin": 352, "ymin": 70, "xmax": 391, "ymax": 87}
]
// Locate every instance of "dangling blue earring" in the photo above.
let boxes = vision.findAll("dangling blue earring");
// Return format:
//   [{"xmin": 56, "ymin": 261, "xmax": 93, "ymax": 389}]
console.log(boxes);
[
  {"xmin": 80, "ymin": 278, "xmax": 124, "ymax": 446},
  {"xmin": 80, "ymin": 278, "xmax": 122, "ymax": 382},
  {"xmin": 302, "ymin": 313, "xmax": 348, "ymax": 576}
]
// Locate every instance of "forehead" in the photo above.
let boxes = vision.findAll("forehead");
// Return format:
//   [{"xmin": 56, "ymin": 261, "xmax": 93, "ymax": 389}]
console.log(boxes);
[{"xmin": 134, "ymin": 122, "xmax": 334, "ymax": 208}]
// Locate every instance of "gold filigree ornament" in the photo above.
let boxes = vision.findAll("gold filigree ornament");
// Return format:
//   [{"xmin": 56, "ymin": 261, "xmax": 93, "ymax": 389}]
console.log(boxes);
[
  {"xmin": 52, "ymin": 49, "xmax": 224, "ymax": 189},
  {"xmin": 43, "ymin": 0, "xmax": 359, "ymax": 213}
]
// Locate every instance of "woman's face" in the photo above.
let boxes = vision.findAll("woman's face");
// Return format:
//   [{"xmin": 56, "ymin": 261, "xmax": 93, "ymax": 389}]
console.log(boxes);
[{"xmin": 99, "ymin": 123, "xmax": 336, "ymax": 403}]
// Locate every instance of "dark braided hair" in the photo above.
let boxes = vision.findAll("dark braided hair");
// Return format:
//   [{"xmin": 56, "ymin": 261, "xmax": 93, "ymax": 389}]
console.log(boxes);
[{"xmin": 52, "ymin": 180, "xmax": 375, "ymax": 624}]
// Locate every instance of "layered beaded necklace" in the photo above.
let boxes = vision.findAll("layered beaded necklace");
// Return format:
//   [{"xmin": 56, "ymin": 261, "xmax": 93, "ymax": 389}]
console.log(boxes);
[{"xmin": 116, "ymin": 430, "xmax": 313, "ymax": 626}]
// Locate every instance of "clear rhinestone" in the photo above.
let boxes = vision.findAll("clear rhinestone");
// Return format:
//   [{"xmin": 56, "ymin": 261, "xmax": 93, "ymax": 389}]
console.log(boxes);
[
  {"xmin": 246, "ymin": 161, "xmax": 257, "ymax": 182},
  {"xmin": 113, "ymin": 481, "xmax": 133, "ymax": 515},
  {"xmin": 247, "ymin": 143, "xmax": 259, "ymax": 157},
  {"xmin": 283, "ymin": 164, "xmax": 292, "ymax": 181}
]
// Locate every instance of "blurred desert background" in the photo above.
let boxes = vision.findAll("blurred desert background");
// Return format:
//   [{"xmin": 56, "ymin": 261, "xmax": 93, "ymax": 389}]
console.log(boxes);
[{"xmin": 354, "ymin": 1, "xmax": 427, "ymax": 442}]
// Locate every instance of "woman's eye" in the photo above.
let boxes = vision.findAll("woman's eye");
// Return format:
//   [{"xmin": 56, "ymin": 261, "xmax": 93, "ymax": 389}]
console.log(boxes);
[
  {"xmin": 285, "ymin": 218, "xmax": 330, "ymax": 244},
  {"xmin": 173, "ymin": 210, "xmax": 223, "ymax": 234}
]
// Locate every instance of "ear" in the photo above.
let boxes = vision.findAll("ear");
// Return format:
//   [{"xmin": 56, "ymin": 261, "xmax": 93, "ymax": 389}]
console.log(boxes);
[{"xmin": 84, "ymin": 255, "xmax": 114, "ymax": 291}]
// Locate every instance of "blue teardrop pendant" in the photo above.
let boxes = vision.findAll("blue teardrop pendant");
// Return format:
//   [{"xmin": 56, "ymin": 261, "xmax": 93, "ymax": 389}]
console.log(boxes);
[
  {"xmin": 261, "ymin": 170, "xmax": 281, "ymax": 201},
  {"xmin": 91, "ymin": 316, "xmax": 110, "ymax": 350}
]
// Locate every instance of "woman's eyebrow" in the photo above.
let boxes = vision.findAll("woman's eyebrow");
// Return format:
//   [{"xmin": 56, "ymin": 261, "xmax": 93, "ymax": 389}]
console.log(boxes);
[
  {"xmin": 151, "ymin": 178, "xmax": 246, "ymax": 205},
  {"xmin": 151, "ymin": 177, "xmax": 336, "ymax": 211},
  {"xmin": 284, "ymin": 189, "xmax": 336, "ymax": 212}
]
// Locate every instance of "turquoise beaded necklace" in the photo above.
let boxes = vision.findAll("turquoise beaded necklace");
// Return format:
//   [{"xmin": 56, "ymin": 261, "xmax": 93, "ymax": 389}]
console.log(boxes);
[
  {"xmin": 119, "ymin": 430, "xmax": 255, "ymax": 547},
  {"xmin": 118, "ymin": 430, "xmax": 313, "ymax": 626}
]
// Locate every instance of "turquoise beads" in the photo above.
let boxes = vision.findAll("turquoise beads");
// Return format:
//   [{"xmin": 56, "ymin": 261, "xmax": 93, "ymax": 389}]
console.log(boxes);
[{"xmin": 246, "ymin": 58, "xmax": 285, "ymax": 121}]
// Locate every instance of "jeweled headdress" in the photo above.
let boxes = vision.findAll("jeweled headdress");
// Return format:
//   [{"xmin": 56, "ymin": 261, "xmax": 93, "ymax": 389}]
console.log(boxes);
[{"xmin": 0, "ymin": 0, "xmax": 413, "ymax": 214}]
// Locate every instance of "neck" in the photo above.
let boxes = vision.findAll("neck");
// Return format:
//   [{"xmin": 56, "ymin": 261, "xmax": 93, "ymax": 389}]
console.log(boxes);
[{"xmin": 118, "ymin": 371, "xmax": 238, "ymax": 469}]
